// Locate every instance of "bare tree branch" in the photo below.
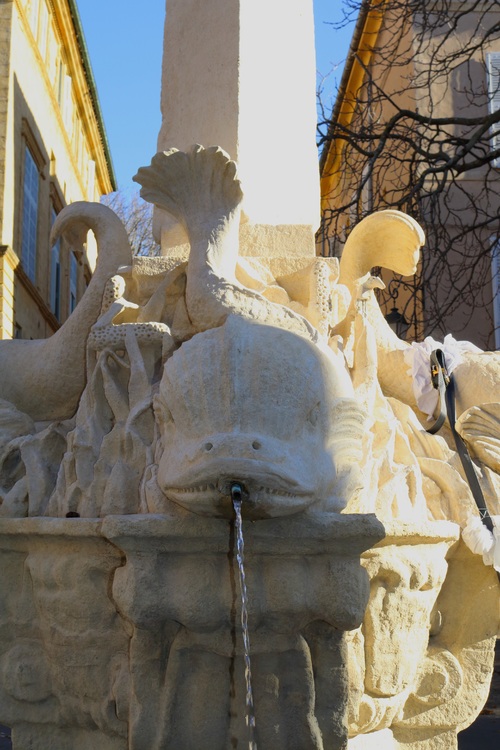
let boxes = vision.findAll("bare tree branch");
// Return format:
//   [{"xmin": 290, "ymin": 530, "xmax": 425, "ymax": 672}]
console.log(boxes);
[
  {"xmin": 101, "ymin": 191, "xmax": 160, "ymax": 257},
  {"xmin": 319, "ymin": 0, "xmax": 500, "ymax": 347}
]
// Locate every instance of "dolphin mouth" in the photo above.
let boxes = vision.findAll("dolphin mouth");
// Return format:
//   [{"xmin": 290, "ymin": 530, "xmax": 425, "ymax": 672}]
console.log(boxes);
[
  {"xmin": 161, "ymin": 457, "xmax": 314, "ymax": 494},
  {"xmin": 163, "ymin": 474, "xmax": 315, "ymax": 519},
  {"xmin": 169, "ymin": 483, "xmax": 301, "ymax": 499}
]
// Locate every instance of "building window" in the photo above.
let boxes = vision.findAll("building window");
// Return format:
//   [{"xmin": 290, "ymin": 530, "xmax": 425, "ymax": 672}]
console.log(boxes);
[
  {"xmin": 69, "ymin": 252, "xmax": 78, "ymax": 313},
  {"xmin": 47, "ymin": 23, "xmax": 57, "ymax": 84},
  {"xmin": 21, "ymin": 146, "xmax": 39, "ymax": 283},
  {"xmin": 56, "ymin": 58, "xmax": 65, "ymax": 103},
  {"xmin": 50, "ymin": 207, "xmax": 61, "ymax": 320},
  {"xmin": 486, "ymin": 52, "xmax": 500, "ymax": 168}
]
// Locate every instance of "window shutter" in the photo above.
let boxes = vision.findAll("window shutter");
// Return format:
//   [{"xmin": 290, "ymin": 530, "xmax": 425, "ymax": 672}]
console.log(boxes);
[
  {"xmin": 50, "ymin": 208, "xmax": 61, "ymax": 320},
  {"xmin": 21, "ymin": 147, "xmax": 39, "ymax": 283},
  {"xmin": 486, "ymin": 52, "xmax": 500, "ymax": 168}
]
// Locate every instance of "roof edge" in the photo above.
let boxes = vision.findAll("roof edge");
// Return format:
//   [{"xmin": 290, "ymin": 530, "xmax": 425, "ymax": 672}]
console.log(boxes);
[
  {"xmin": 67, "ymin": 0, "xmax": 117, "ymax": 191},
  {"xmin": 319, "ymin": 0, "xmax": 387, "ymax": 217},
  {"xmin": 319, "ymin": 1, "xmax": 370, "ymax": 173}
]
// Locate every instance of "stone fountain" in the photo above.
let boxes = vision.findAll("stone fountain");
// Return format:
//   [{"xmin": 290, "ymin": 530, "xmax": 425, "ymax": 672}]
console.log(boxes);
[{"xmin": 0, "ymin": 2, "xmax": 498, "ymax": 749}]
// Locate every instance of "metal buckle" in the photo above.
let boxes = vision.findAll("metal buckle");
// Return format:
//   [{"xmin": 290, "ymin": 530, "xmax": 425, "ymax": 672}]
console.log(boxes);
[{"xmin": 430, "ymin": 349, "xmax": 450, "ymax": 389}]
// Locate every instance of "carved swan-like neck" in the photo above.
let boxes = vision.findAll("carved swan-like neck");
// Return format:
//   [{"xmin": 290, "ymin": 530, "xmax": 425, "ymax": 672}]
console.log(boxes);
[
  {"xmin": 337, "ymin": 210, "xmax": 426, "ymax": 408},
  {"xmin": 0, "ymin": 202, "xmax": 132, "ymax": 421}
]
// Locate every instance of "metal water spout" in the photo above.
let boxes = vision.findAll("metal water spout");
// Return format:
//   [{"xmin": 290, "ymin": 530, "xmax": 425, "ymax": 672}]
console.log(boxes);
[
  {"xmin": 231, "ymin": 482, "xmax": 257, "ymax": 750},
  {"xmin": 231, "ymin": 482, "xmax": 244, "ymax": 505}
]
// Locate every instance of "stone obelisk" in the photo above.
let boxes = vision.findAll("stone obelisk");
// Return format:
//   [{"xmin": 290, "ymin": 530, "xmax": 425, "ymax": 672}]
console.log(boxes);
[{"xmin": 156, "ymin": 0, "xmax": 319, "ymax": 257}]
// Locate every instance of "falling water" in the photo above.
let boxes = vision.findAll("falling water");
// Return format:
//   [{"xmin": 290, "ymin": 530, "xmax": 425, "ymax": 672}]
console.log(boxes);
[{"xmin": 231, "ymin": 483, "xmax": 258, "ymax": 750}]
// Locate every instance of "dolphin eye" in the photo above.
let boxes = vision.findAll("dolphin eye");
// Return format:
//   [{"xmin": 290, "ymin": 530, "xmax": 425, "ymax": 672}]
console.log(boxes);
[
  {"xmin": 162, "ymin": 406, "xmax": 173, "ymax": 424},
  {"xmin": 153, "ymin": 395, "xmax": 174, "ymax": 427},
  {"xmin": 307, "ymin": 403, "xmax": 320, "ymax": 427}
]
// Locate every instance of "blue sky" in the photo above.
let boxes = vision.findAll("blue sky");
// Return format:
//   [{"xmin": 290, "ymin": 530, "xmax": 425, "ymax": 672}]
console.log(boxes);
[{"xmin": 76, "ymin": 1, "xmax": 354, "ymax": 192}]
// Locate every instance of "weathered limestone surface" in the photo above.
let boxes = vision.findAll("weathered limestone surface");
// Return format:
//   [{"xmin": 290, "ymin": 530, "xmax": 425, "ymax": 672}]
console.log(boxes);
[
  {"xmin": 105, "ymin": 513, "xmax": 383, "ymax": 750},
  {"xmin": 0, "ymin": 514, "xmax": 384, "ymax": 750},
  {"xmin": 0, "ymin": 204, "xmax": 133, "ymax": 421},
  {"xmin": 0, "ymin": 145, "xmax": 498, "ymax": 749},
  {"xmin": 0, "ymin": 519, "xmax": 128, "ymax": 750}
]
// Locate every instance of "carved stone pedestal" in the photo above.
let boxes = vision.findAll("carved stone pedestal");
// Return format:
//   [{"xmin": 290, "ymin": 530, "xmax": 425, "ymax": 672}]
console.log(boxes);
[
  {"xmin": 0, "ymin": 512, "xmax": 384, "ymax": 750},
  {"xmin": 348, "ymin": 522, "xmax": 499, "ymax": 750},
  {"xmin": 0, "ymin": 519, "xmax": 129, "ymax": 750}
]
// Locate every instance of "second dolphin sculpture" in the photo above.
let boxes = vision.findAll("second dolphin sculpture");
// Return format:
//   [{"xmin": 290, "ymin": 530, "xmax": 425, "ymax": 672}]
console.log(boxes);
[{"xmin": 134, "ymin": 145, "xmax": 321, "ymax": 343}]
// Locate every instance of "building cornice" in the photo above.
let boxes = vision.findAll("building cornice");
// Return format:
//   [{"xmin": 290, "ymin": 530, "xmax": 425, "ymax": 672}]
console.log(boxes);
[
  {"xmin": 0, "ymin": 244, "xmax": 20, "ymax": 271},
  {"xmin": 65, "ymin": 0, "xmax": 116, "ymax": 191},
  {"xmin": 49, "ymin": 0, "xmax": 116, "ymax": 193}
]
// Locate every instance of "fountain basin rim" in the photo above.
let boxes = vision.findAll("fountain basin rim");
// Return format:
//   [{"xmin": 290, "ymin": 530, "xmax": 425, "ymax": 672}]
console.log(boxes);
[
  {"xmin": 101, "ymin": 512, "xmax": 385, "ymax": 556},
  {"xmin": 373, "ymin": 520, "xmax": 460, "ymax": 548},
  {"xmin": 0, "ymin": 517, "xmax": 459, "ymax": 552},
  {"xmin": 0, "ymin": 513, "xmax": 386, "ymax": 557}
]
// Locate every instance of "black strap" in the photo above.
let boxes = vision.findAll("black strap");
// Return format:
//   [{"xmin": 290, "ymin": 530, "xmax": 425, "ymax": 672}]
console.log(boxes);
[
  {"xmin": 427, "ymin": 350, "xmax": 449, "ymax": 434},
  {"xmin": 427, "ymin": 349, "xmax": 494, "ymax": 534}
]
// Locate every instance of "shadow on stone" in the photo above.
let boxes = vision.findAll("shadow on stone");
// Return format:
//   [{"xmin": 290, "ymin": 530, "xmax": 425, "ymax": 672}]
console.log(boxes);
[
  {"xmin": 459, "ymin": 639, "xmax": 500, "ymax": 749},
  {"xmin": 0, "ymin": 725, "xmax": 11, "ymax": 750}
]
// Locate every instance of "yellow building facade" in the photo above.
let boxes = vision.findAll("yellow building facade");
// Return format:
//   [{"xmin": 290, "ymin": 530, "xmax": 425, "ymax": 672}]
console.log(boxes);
[{"xmin": 0, "ymin": 0, "xmax": 115, "ymax": 340}]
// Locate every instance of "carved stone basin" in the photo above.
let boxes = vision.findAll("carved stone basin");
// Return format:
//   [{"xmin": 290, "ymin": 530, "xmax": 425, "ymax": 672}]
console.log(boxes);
[
  {"xmin": 0, "ymin": 512, "xmax": 384, "ymax": 750},
  {"xmin": 347, "ymin": 521, "xmax": 499, "ymax": 749}
]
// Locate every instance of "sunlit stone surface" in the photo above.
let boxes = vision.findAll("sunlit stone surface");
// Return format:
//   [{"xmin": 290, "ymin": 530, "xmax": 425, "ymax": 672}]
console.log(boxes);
[
  {"xmin": 0, "ymin": 142, "xmax": 497, "ymax": 750},
  {"xmin": 0, "ymin": 0, "xmax": 498, "ymax": 745},
  {"xmin": 156, "ymin": 0, "xmax": 319, "ymax": 257}
]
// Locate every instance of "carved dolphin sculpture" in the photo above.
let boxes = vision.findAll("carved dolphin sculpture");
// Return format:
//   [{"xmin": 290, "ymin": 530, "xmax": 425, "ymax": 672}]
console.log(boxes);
[
  {"xmin": 0, "ymin": 203, "xmax": 132, "ymax": 421},
  {"xmin": 134, "ymin": 145, "xmax": 321, "ymax": 343},
  {"xmin": 154, "ymin": 315, "xmax": 366, "ymax": 519}
]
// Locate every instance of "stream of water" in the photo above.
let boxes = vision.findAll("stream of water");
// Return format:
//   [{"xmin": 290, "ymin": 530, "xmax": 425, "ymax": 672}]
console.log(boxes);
[{"xmin": 231, "ymin": 483, "xmax": 258, "ymax": 750}]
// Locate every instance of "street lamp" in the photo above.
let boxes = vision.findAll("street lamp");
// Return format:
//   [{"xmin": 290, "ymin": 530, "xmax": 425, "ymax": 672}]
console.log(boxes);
[
  {"xmin": 384, "ymin": 279, "xmax": 410, "ymax": 339},
  {"xmin": 385, "ymin": 305, "xmax": 410, "ymax": 339}
]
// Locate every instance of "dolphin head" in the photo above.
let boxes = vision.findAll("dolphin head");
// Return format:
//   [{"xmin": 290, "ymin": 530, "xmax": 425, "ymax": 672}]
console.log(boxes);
[{"xmin": 155, "ymin": 316, "xmax": 366, "ymax": 519}]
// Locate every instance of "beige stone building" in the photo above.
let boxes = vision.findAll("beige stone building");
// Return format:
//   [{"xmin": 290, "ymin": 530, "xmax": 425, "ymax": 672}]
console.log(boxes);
[
  {"xmin": 0, "ymin": 0, "xmax": 115, "ymax": 340},
  {"xmin": 320, "ymin": 1, "xmax": 500, "ymax": 350}
]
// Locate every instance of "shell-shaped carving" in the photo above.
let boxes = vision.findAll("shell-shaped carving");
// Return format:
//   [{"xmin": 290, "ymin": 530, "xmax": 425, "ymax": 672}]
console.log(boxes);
[
  {"xmin": 133, "ymin": 145, "xmax": 243, "ymax": 230},
  {"xmin": 456, "ymin": 402, "xmax": 500, "ymax": 472},
  {"xmin": 340, "ymin": 209, "xmax": 425, "ymax": 285}
]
